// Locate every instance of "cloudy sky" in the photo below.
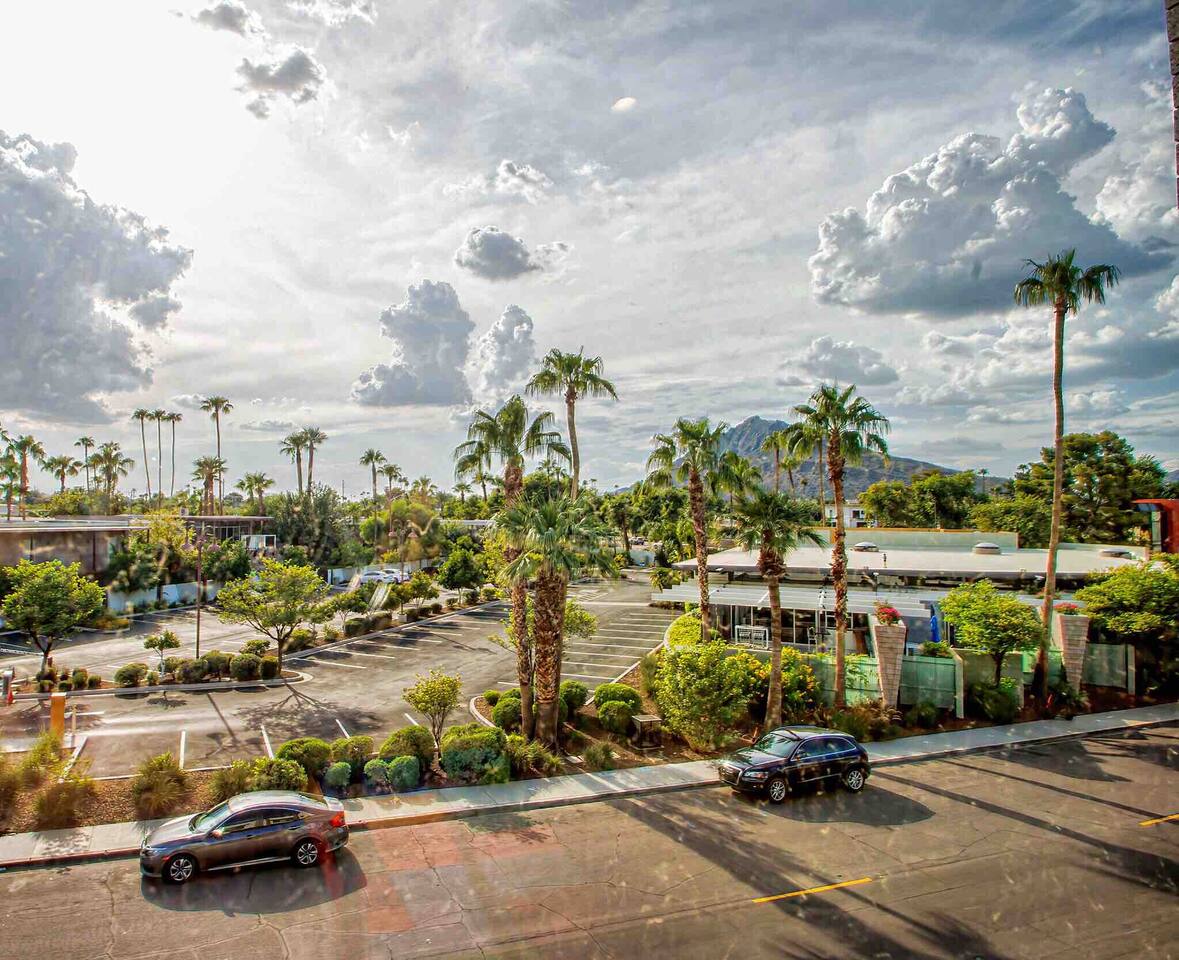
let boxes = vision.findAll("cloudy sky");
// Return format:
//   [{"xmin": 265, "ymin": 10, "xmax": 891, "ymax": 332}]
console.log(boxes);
[{"xmin": 2, "ymin": 0, "xmax": 1177, "ymax": 498}]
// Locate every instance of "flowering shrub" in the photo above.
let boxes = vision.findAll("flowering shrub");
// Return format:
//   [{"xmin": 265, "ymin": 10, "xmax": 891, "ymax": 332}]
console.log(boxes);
[
  {"xmin": 873, "ymin": 602, "xmax": 902, "ymax": 626},
  {"xmin": 1055, "ymin": 602, "xmax": 1081, "ymax": 616}
]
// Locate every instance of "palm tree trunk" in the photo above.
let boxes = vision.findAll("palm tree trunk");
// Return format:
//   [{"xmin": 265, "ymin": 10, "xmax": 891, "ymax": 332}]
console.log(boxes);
[
  {"xmin": 503, "ymin": 462, "xmax": 536, "ymax": 739},
  {"xmin": 307, "ymin": 445, "xmax": 316, "ymax": 493},
  {"xmin": 773, "ymin": 448, "xmax": 781, "ymax": 494},
  {"xmin": 688, "ymin": 469, "xmax": 711, "ymax": 639},
  {"xmin": 19, "ymin": 455, "xmax": 28, "ymax": 520},
  {"xmin": 169, "ymin": 423, "xmax": 177, "ymax": 497},
  {"xmin": 566, "ymin": 388, "xmax": 580, "ymax": 498},
  {"xmin": 533, "ymin": 568, "xmax": 567, "ymax": 747},
  {"xmin": 156, "ymin": 420, "xmax": 163, "ymax": 506},
  {"xmin": 140, "ymin": 420, "xmax": 151, "ymax": 501},
  {"xmin": 1038, "ymin": 300, "xmax": 1067, "ymax": 699},
  {"xmin": 816, "ymin": 439, "xmax": 826, "ymax": 523},
  {"xmin": 295, "ymin": 450, "xmax": 304, "ymax": 496},
  {"xmin": 214, "ymin": 414, "xmax": 222, "ymax": 513},
  {"xmin": 827, "ymin": 436, "xmax": 848, "ymax": 710},
  {"xmin": 371, "ymin": 466, "xmax": 378, "ymax": 502},
  {"xmin": 787, "ymin": 465, "xmax": 796, "ymax": 496},
  {"xmin": 59, "ymin": 473, "xmax": 66, "ymax": 494},
  {"xmin": 766, "ymin": 570, "xmax": 783, "ymax": 728}
]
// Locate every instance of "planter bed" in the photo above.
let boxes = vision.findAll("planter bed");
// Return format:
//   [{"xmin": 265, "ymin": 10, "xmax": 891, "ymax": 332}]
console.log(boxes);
[{"xmin": 14, "ymin": 671, "xmax": 304, "ymax": 700}]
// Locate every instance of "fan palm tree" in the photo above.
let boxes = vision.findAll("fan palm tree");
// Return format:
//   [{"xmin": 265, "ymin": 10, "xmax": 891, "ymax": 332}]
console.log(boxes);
[
  {"xmin": 192, "ymin": 456, "xmax": 224, "ymax": 516},
  {"xmin": 454, "ymin": 395, "xmax": 569, "ymax": 738},
  {"xmin": 526, "ymin": 348, "xmax": 618, "ymax": 497},
  {"xmin": 782, "ymin": 419, "xmax": 827, "ymax": 522},
  {"xmin": 300, "ymin": 427, "xmax": 327, "ymax": 493},
  {"xmin": 761, "ymin": 429, "xmax": 804, "ymax": 494},
  {"xmin": 645, "ymin": 418, "xmax": 727, "ymax": 638},
  {"xmin": 454, "ymin": 438, "xmax": 492, "ymax": 504},
  {"xmin": 379, "ymin": 463, "xmax": 405, "ymax": 504},
  {"xmin": 732, "ymin": 491, "xmax": 824, "ymax": 726},
  {"xmin": 605, "ymin": 494, "xmax": 633, "ymax": 556},
  {"xmin": 8, "ymin": 435, "xmax": 46, "ymax": 519},
  {"xmin": 499, "ymin": 495, "xmax": 615, "ymax": 746},
  {"xmin": 793, "ymin": 384, "xmax": 889, "ymax": 707},
  {"xmin": 165, "ymin": 413, "xmax": 182, "ymax": 496},
  {"xmin": 711, "ymin": 450, "xmax": 761, "ymax": 508},
  {"xmin": 75, "ymin": 437, "xmax": 95, "ymax": 494},
  {"xmin": 236, "ymin": 471, "xmax": 274, "ymax": 515},
  {"xmin": 454, "ymin": 481, "xmax": 472, "ymax": 504},
  {"xmin": 43, "ymin": 455, "xmax": 82, "ymax": 494},
  {"xmin": 0, "ymin": 450, "xmax": 18, "ymax": 520},
  {"xmin": 280, "ymin": 431, "xmax": 306, "ymax": 496},
  {"xmin": 151, "ymin": 409, "xmax": 166, "ymax": 506},
  {"xmin": 359, "ymin": 449, "xmax": 386, "ymax": 502},
  {"xmin": 131, "ymin": 409, "xmax": 153, "ymax": 501},
  {"xmin": 95, "ymin": 442, "xmax": 133, "ymax": 510},
  {"xmin": 1015, "ymin": 249, "xmax": 1120, "ymax": 696},
  {"xmin": 199, "ymin": 396, "xmax": 233, "ymax": 511},
  {"xmin": 410, "ymin": 475, "xmax": 437, "ymax": 504}
]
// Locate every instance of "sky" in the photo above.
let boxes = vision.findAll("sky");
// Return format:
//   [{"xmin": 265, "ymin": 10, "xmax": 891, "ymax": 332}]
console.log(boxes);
[{"xmin": 2, "ymin": 0, "xmax": 1178, "ymax": 499}]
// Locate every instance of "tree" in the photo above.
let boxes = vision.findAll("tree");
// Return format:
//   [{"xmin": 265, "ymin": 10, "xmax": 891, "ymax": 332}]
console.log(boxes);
[
  {"xmin": 192, "ymin": 457, "xmax": 224, "ymax": 516},
  {"xmin": 200, "ymin": 397, "xmax": 233, "ymax": 512},
  {"xmin": 43, "ymin": 455, "xmax": 81, "ymax": 494},
  {"xmin": 132, "ymin": 409, "xmax": 153, "ymax": 501},
  {"xmin": 10, "ymin": 435, "xmax": 46, "ymax": 520},
  {"xmin": 143, "ymin": 629, "xmax": 182, "ymax": 673},
  {"xmin": 1, "ymin": 560, "xmax": 104, "ymax": 673},
  {"xmin": 711, "ymin": 450, "xmax": 761, "ymax": 509},
  {"xmin": 0, "ymin": 449, "xmax": 16, "ymax": 521},
  {"xmin": 1014, "ymin": 251, "xmax": 1120, "ymax": 649},
  {"xmin": 403, "ymin": 670, "xmax": 462, "ymax": 759},
  {"xmin": 151, "ymin": 409, "xmax": 167, "ymax": 506},
  {"xmin": 498, "ymin": 495, "xmax": 615, "ymax": 745},
  {"xmin": 939, "ymin": 581, "xmax": 1043, "ymax": 685},
  {"xmin": 654, "ymin": 641, "xmax": 754, "ymax": 750},
  {"xmin": 860, "ymin": 480, "xmax": 922, "ymax": 528},
  {"xmin": 793, "ymin": 384, "xmax": 889, "ymax": 708},
  {"xmin": 94, "ymin": 442, "xmax": 133, "ymax": 511},
  {"xmin": 300, "ymin": 427, "xmax": 328, "ymax": 493},
  {"xmin": 75, "ymin": 437, "xmax": 95, "ymax": 494},
  {"xmin": 860, "ymin": 470, "xmax": 981, "ymax": 529},
  {"xmin": 216, "ymin": 560, "xmax": 338, "ymax": 671},
  {"xmin": 526, "ymin": 348, "xmax": 618, "ymax": 497},
  {"xmin": 761, "ymin": 429, "xmax": 803, "ymax": 494},
  {"xmin": 379, "ymin": 463, "xmax": 406, "ymax": 503},
  {"xmin": 731, "ymin": 490, "xmax": 823, "ymax": 726},
  {"xmin": 645, "ymin": 417, "xmax": 727, "ymax": 639},
  {"xmin": 236, "ymin": 472, "xmax": 274, "ymax": 516},
  {"xmin": 359, "ymin": 449, "xmax": 386, "ymax": 502},
  {"xmin": 604, "ymin": 494, "xmax": 634, "ymax": 556},
  {"xmin": 781, "ymin": 419, "xmax": 827, "ymax": 520},
  {"xmin": 969, "ymin": 495, "xmax": 1051, "ymax": 547},
  {"xmin": 280, "ymin": 431, "xmax": 306, "ymax": 496},
  {"xmin": 454, "ymin": 395, "xmax": 568, "ymax": 739},
  {"xmin": 436, "ymin": 547, "xmax": 484, "ymax": 602},
  {"xmin": 165, "ymin": 412, "xmax": 182, "ymax": 497}
]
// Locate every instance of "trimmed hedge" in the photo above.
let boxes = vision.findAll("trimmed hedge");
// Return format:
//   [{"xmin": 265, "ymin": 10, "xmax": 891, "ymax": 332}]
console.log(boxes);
[
  {"xmin": 597, "ymin": 700, "xmax": 634, "ymax": 736},
  {"xmin": 177, "ymin": 658, "xmax": 207, "ymax": 684},
  {"xmin": 229, "ymin": 653, "xmax": 261, "ymax": 681},
  {"xmin": 364, "ymin": 758, "xmax": 390, "ymax": 786},
  {"xmin": 114, "ymin": 662, "xmax": 149, "ymax": 687},
  {"xmin": 344, "ymin": 616, "xmax": 367, "ymax": 638},
  {"xmin": 276, "ymin": 737, "xmax": 332, "ymax": 779},
  {"xmin": 559, "ymin": 680, "xmax": 589, "ymax": 715},
  {"xmin": 592, "ymin": 683, "xmax": 641, "ymax": 711},
  {"xmin": 260, "ymin": 655, "xmax": 280, "ymax": 680},
  {"xmin": 330, "ymin": 735, "xmax": 374, "ymax": 776},
  {"xmin": 491, "ymin": 696, "xmax": 522, "ymax": 732},
  {"xmin": 378, "ymin": 726, "xmax": 434, "ymax": 768},
  {"xmin": 440, "ymin": 723, "xmax": 509, "ymax": 785},
  {"xmin": 203, "ymin": 650, "xmax": 231, "ymax": 679},
  {"xmin": 483, "ymin": 689, "xmax": 501, "ymax": 706},
  {"xmin": 324, "ymin": 761, "xmax": 352, "ymax": 790},
  {"xmin": 387, "ymin": 755, "xmax": 420, "ymax": 791},
  {"xmin": 249, "ymin": 757, "xmax": 306, "ymax": 791}
]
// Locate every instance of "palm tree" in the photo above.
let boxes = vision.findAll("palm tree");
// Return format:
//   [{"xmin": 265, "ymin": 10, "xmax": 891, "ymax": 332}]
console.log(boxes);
[
  {"xmin": 192, "ymin": 456, "xmax": 224, "ymax": 516},
  {"xmin": 359, "ymin": 449, "xmax": 386, "ymax": 501},
  {"xmin": 300, "ymin": 427, "xmax": 327, "ymax": 493},
  {"xmin": 711, "ymin": 450, "xmax": 761, "ymax": 509},
  {"xmin": 9, "ymin": 436, "xmax": 46, "ymax": 519},
  {"xmin": 132, "ymin": 409, "xmax": 152, "ymax": 502},
  {"xmin": 782, "ymin": 420, "xmax": 827, "ymax": 522},
  {"xmin": 95, "ymin": 442, "xmax": 133, "ymax": 510},
  {"xmin": 793, "ymin": 384, "xmax": 889, "ymax": 708},
  {"xmin": 1014, "ymin": 249, "xmax": 1120, "ymax": 694},
  {"xmin": 0, "ymin": 450, "xmax": 18, "ymax": 520},
  {"xmin": 165, "ymin": 413, "xmax": 182, "ymax": 496},
  {"xmin": 645, "ymin": 418, "xmax": 727, "ymax": 638},
  {"xmin": 526, "ymin": 348, "xmax": 618, "ymax": 497},
  {"xmin": 410, "ymin": 475, "xmax": 436, "ymax": 504},
  {"xmin": 379, "ymin": 463, "xmax": 405, "ymax": 504},
  {"xmin": 199, "ymin": 396, "xmax": 233, "ymax": 511},
  {"xmin": 43, "ymin": 455, "xmax": 82, "ymax": 494},
  {"xmin": 280, "ymin": 432, "xmax": 306, "ymax": 496},
  {"xmin": 454, "ymin": 481, "xmax": 472, "ymax": 504},
  {"xmin": 151, "ymin": 409, "xmax": 166, "ymax": 506},
  {"xmin": 454, "ymin": 395, "xmax": 569, "ymax": 739},
  {"xmin": 761, "ymin": 429, "xmax": 803, "ymax": 494},
  {"xmin": 605, "ymin": 494, "xmax": 633, "ymax": 557},
  {"xmin": 236, "ymin": 471, "xmax": 274, "ymax": 515},
  {"xmin": 499, "ymin": 495, "xmax": 615, "ymax": 746},
  {"xmin": 75, "ymin": 437, "xmax": 95, "ymax": 493},
  {"xmin": 732, "ymin": 491, "xmax": 823, "ymax": 726},
  {"xmin": 454, "ymin": 438, "xmax": 492, "ymax": 503}
]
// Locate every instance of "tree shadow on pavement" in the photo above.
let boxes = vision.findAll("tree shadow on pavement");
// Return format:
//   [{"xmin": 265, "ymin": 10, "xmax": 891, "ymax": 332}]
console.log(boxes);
[
  {"xmin": 989, "ymin": 739, "xmax": 1127, "ymax": 783},
  {"xmin": 1085, "ymin": 733, "xmax": 1179, "ymax": 775},
  {"xmin": 728, "ymin": 782, "xmax": 934, "ymax": 827},
  {"xmin": 142, "ymin": 848, "xmax": 366, "ymax": 914},
  {"xmin": 234, "ymin": 686, "xmax": 383, "ymax": 741}
]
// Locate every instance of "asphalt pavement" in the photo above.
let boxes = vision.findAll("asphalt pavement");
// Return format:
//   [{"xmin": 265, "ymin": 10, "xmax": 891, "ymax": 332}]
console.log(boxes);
[{"xmin": 0, "ymin": 725, "xmax": 1174, "ymax": 959}]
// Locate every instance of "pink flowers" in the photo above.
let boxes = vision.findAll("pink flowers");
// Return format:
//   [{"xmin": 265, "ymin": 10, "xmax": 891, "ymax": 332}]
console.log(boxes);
[
  {"xmin": 874, "ymin": 602, "xmax": 902, "ymax": 625},
  {"xmin": 1055, "ymin": 602, "xmax": 1081, "ymax": 616}
]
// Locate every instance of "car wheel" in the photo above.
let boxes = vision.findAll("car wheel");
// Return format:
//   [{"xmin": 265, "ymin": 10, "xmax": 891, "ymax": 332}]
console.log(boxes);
[
  {"xmin": 766, "ymin": 776, "xmax": 789, "ymax": 804},
  {"xmin": 163, "ymin": 854, "xmax": 197, "ymax": 885},
  {"xmin": 842, "ymin": 766, "xmax": 867, "ymax": 792},
  {"xmin": 292, "ymin": 839, "xmax": 322, "ymax": 868}
]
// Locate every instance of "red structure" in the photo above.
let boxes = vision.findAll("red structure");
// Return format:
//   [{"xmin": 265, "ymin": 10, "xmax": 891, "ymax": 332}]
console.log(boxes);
[{"xmin": 1134, "ymin": 499, "xmax": 1179, "ymax": 554}]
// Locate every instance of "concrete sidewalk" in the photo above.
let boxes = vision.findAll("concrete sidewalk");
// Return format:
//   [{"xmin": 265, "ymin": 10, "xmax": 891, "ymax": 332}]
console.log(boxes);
[{"xmin": 2, "ymin": 701, "xmax": 1175, "ymax": 871}]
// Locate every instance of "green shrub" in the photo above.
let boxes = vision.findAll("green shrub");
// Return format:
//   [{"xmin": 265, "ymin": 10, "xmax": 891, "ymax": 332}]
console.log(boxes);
[
  {"xmin": 114, "ymin": 662, "xmax": 149, "ymax": 687},
  {"xmin": 37, "ymin": 679, "xmax": 53, "ymax": 693},
  {"xmin": 430, "ymin": 602, "xmax": 444, "ymax": 615},
  {"xmin": 904, "ymin": 700, "xmax": 940, "ymax": 729},
  {"xmin": 57, "ymin": 680, "xmax": 74, "ymax": 692},
  {"xmin": 1046, "ymin": 679, "xmax": 1089, "ymax": 720},
  {"xmin": 405, "ymin": 608, "xmax": 421, "ymax": 623},
  {"xmin": 162, "ymin": 656, "xmax": 183, "ymax": 677},
  {"xmin": 34, "ymin": 773, "xmax": 96, "ymax": 829},
  {"xmin": 653, "ymin": 642, "xmax": 750, "ymax": 750},
  {"xmin": 0, "ymin": 756, "xmax": 19, "ymax": 816},
  {"xmin": 446, "ymin": 596, "xmax": 460, "ymax": 610},
  {"xmin": 276, "ymin": 737, "xmax": 332, "ymax": 779},
  {"xmin": 968, "ymin": 680, "xmax": 1020, "ymax": 724},
  {"xmin": 440, "ymin": 723, "xmax": 509, "ymax": 784},
  {"xmin": 322, "ymin": 625, "xmax": 343, "ymax": 642},
  {"xmin": 918, "ymin": 640, "xmax": 953, "ymax": 658},
  {"xmin": 387, "ymin": 755, "xmax": 420, "ymax": 791},
  {"xmin": 248, "ymin": 757, "xmax": 307, "ymax": 792},
  {"xmin": 324, "ymin": 761, "xmax": 352, "ymax": 790},
  {"xmin": 240, "ymin": 638, "xmax": 270, "ymax": 657},
  {"xmin": 583, "ymin": 741, "xmax": 615, "ymax": 772},
  {"xmin": 560, "ymin": 680, "xmax": 589, "ymax": 716},
  {"xmin": 229, "ymin": 653, "xmax": 261, "ymax": 681},
  {"xmin": 86, "ymin": 675, "xmax": 102, "ymax": 690},
  {"xmin": 330, "ymin": 735, "xmax": 374, "ymax": 775},
  {"xmin": 593, "ymin": 683, "xmax": 641, "ymax": 711},
  {"xmin": 483, "ymin": 689, "xmax": 501, "ymax": 706},
  {"xmin": 666, "ymin": 612, "xmax": 717, "ymax": 645},
  {"xmin": 260, "ymin": 655, "xmax": 280, "ymax": 680},
  {"xmin": 287, "ymin": 627, "xmax": 317, "ymax": 652},
  {"xmin": 597, "ymin": 700, "xmax": 634, "ymax": 736},
  {"xmin": 505, "ymin": 735, "xmax": 561, "ymax": 778},
  {"xmin": 499, "ymin": 686, "xmax": 521, "ymax": 702},
  {"xmin": 344, "ymin": 617, "xmax": 367, "ymax": 637},
  {"xmin": 491, "ymin": 696, "xmax": 522, "ymax": 732},
  {"xmin": 364, "ymin": 758, "xmax": 390, "ymax": 786},
  {"xmin": 177, "ymin": 658, "xmax": 207, "ymax": 684},
  {"xmin": 638, "ymin": 652, "xmax": 660, "ymax": 697},
  {"xmin": 202, "ymin": 650, "xmax": 231, "ymax": 679},
  {"xmin": 367, "ymin": 611, "xmax": 393, "ymax": 632},
  {"xmin": 210, "ymin": 761, "xmax": 251, "ymax": 802},
  {"xmin": 480, "ymin": 586, "xmax": 498, "ymax": 602},
  {"xmin": 70, "ymin": 669, "xmax": 89, "ymax": 688},
  {"xmin": 830, "ymin": 709, "xmax": 870, "ymax": 741},
  {"xmin": 378, "ymin": 726, "xmax": 434, "ymax": 768},
  {"xmin": 131, "ymin": 753, "xmax": 187, "ymax": 818}
]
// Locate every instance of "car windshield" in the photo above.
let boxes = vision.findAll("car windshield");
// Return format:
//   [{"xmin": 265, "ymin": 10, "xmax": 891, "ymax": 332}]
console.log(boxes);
[
  {"xmin": 751, "ymin": 734, "xmax": 796, "ymax": 758},
  {"xmin": 190, "ymin": 801, "xmax": 230, "ymax": 832}
]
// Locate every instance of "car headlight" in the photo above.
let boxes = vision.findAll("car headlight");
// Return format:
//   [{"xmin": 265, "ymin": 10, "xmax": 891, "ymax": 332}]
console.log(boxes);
[{"xmin": 742, "ymin": 769, "xmax": 768, "ymax": 780}]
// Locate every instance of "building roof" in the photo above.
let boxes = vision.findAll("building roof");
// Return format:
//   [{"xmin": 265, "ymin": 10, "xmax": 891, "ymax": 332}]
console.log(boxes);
[{"xmin": 0, "ymin": 516, "xmax": 147, "ymax": 535}]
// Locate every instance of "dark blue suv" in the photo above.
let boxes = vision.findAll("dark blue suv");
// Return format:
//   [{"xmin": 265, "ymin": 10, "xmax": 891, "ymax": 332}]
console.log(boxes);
[{"xmin": 718, "ymin": 727, "xmax": 870, "ymax": 803}]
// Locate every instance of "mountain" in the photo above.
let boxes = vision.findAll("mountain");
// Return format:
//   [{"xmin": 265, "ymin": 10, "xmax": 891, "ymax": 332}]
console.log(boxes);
[{"xmin": 716, "ymin": 416, "xmax": 978, "ymax": 499}]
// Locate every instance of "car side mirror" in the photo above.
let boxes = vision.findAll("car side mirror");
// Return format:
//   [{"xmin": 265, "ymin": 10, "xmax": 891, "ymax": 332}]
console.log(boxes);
[{"xmin": 210, "ymin": 829, "xmax": 224, "ymax": 839}]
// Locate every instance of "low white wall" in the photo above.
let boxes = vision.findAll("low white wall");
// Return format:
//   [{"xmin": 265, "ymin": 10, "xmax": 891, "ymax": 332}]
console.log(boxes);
[{"xmin": 107, "ymin": 581, "xmax": 221, "ymax": 612}]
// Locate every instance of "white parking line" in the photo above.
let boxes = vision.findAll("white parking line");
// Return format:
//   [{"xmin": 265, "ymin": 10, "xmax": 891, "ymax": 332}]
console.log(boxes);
[
  {"xmin": 403, "ymin": 713, "xmax": 420, "ymax": 726},
  {"xmin": 260, "ymin": 725, "xmax": 273, "ymax": 758},
  {"xmin": 179, "ymin": 729, "xmax": 187, "ymax": 769},
  {"xmin": 574, "ymin": 642, "xmax": 655, "ymax": 652},
  {"xmin": 307, "ymin": 657, "xmax": 365, "ymax": 670},
  {"xmin": 336, "ymin": 718, "xmax": 350, "ymax": 737},
  {"xmin": 562, "ymin": 671, "xmax": 617, "ymax": 681},
  {"xmin": 347, "ymin": 650, "xmax": 402, "ymax": 660},
  {"xmin": 562, "ymin": 650, "xmax": 637, "ymax": 660},
  {"xmin": 563, "ymin": 660, "xmax": 630, "ymax": 671}
]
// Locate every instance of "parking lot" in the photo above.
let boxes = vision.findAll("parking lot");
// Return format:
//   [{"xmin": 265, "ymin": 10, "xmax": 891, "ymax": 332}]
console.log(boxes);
[{"xmin": 0, "ymin": 576, "xmax": 672, "ymax": 776}]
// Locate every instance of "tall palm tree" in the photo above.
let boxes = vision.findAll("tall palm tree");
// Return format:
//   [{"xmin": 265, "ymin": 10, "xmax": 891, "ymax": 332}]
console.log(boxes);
[
  {"xmin": 782, "ymin": 420, "xmax": 827, "ymax": 522},
  {"xmin": 1015, "ymin": 249, "xmax": 1120, "ymax": 696},
  {"xmin": 165, "ymin": 413, "xmax": 182, "ymax": 496},
  {"xmin": 75, "ymin": 437, "xmax": 95, "ymax": 494},
  {"xmin": 132, "ymin": 409, "xmax": 152, "ymax": 501},
  {"xmin": 151, "ymin": 409, "xmax": 166, "ymax": 506},
  {"xmin": 454, "ymin": 438, "xmax": 492, "ymax": 503},
  {"xmin": 9, "ymin": 436, "xmax": 46, "ymax": 519},
  {"xmin": 499, "ymin": 495, "xmax": 615, "ymax": 746},
  {"xmin": 454, "ymin": 481, "xmax": 472, "ymax": 504},
  {"xmin": 95, "ymin": 442, "xmax": 133, "ymax": 510},
  {"xmin": 761, "ymin": 429, "xmax": 803, "ymax": 494},
  {"xmin": 0, "ymin": 449, "xmax": 19, "ymax": 520},
  {"xmin": 410, "ymin": 475, "xmax": 436, "ymax": 504},
  {"xmin": 711, "ymin": 450, "xmax": 761, "ymax": 509},
  {"xmin": 300, "ymin": 427, "xmax": 327, "ymax": 493},
  {"xmin": 379, "ymin": 463, "xmax": 405, "ymax": 504},
  {"xmin": 43, "ymin": 455, "xmax": 82, "ymax": 494},
  {"xmin": 732, "ymin": 491, "xmax": 823, "ymax": 726},
  {"xmin": 359, "ymin": 449, "xmax": 386, "ymax": 501},
  {"xmin": 280, "ymin": 432, "xmax": 306, "ymax": 496},
  {"xmin": 236, "ymin": 471, "xmax": 274, "ymax": 515},
  {"xmin": 526, "ymin": 348, "xmax": 618, "ymax": 497},
  {"xmin": 200, "ymin": 396, "xmax": 233, "ymax": 511},
  {"xmin": 645, "ymin": 417, "xmax": 727, "ymax": 638},
  {"xmin": 793, "ymin": 384, "xmax": 889, "ymax": 708},
  {"xmin": 192, "ymin": 456, "xmax": 224, "ymax": 516},
  {"xmin": 454, "ymin": 395, "xmax": 569, "ymax": 739}
]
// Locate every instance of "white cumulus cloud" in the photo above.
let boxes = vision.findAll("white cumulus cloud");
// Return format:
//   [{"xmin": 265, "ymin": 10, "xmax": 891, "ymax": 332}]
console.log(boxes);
[
  {"xmin": 287, "ymin": 0, "xmax": 375, "ymax": 26},
  {"xmin": 454, "ymin": 225, "xmax": 549, "ymax": 280},
  {"xmin": 779, "ymin": 336, "xmax": 899, "ymax": 386},
  {"xmin": 468, "ymin": 304, "xmax": 537, "ymax": 403},
  {"xmin": 237, "ymin": 47, "xmax": 326, "ymax": 118},
  {"xmin": 193, "ymin": 0, "xmax": 266, "ymax": 37}
]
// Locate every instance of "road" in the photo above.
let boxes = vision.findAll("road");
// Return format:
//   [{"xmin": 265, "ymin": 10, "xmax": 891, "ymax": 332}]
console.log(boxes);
[
  {"xmin": 1, "ymin": 727, "xmax": 1175, "ymax": 959},
  {"xmin": 0, "ymin": 577, "xmax": 673, "ymax": 775}
]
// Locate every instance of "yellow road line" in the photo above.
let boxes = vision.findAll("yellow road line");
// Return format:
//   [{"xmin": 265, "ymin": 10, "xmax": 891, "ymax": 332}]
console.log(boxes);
[
  {"xmin": 1139, "ymin": 813, "xmax": 1179, "ymax": 827},
  {"xmin": 753, "ymin": 876, "xmax": 873, "ymax": 904}
]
